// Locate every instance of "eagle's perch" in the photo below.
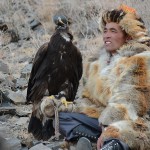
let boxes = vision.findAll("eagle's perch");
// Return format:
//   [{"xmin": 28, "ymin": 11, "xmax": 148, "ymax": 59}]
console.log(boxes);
[{"xmin": 26, "ymin": 15, "xmax": 83, "ymax": 140}]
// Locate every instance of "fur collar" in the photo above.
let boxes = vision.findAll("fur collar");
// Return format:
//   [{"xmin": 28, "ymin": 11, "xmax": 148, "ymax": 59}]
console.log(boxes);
[{"xmin": 117, "ymin": 42, "xmax": 150, "ymax": 57}]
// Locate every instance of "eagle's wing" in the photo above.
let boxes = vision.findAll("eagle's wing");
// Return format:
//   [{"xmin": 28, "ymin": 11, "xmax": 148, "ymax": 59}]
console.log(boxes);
[
  {"xmin": 26, "ymin": 42, "xmax": 49, "ymax": 103},
  {"xmin": 77, "ymin": 49, "xmax": 83, "ymax": 80},
  {"xmin": 71, "ymin": 47, "xmax": 83, "ymax": 99}
]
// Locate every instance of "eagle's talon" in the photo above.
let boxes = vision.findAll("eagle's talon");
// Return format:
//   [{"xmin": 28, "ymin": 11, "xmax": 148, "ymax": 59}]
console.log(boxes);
[
  {"xmin": 48, "ymin": 95, "xmax": 55, "ymax": 100},
  {"xmin": 61, "ymin": 97, "xmax": 73, "ymax": 108}
]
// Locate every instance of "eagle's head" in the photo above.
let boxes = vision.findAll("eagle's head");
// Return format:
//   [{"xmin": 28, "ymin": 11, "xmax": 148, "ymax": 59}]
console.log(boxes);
[
  {"xmin": 53, "ymin": 15, "xmax": 72, "ymax": 30},
  {"xmin": 53, "ymin": 15, "xmax": 73, "ymax": 41}
]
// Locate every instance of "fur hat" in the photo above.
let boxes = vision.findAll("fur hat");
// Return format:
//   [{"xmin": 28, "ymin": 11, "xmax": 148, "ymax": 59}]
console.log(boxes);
[{"xmin": 101, "ymin": 4, "xmax": 150, "ymax": 44}]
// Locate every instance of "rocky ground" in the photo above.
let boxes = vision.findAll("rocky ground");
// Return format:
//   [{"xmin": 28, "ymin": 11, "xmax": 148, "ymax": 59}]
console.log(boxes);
[
  {"xmin": 0, "ymin": 0, "xmax": 150, "ymax": 150},
  {"xmin": 0, "ymin": 0, "xmax": 75, "ymax": 149},
  {"xmin": 0, "ymin": 0, "xmax": 101, "ymax": 149}
]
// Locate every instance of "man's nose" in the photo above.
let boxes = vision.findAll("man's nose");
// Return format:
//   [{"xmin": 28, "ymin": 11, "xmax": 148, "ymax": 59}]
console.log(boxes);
[{"xmin": 103, "ymin": 32, "xmax": 111, "ymax": 38}]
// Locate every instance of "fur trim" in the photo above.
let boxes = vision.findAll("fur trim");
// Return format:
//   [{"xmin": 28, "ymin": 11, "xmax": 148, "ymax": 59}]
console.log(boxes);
[
  {"xmin": 117, "ymin": 42, "xmax": 150, "ymax": 57},
  {"xmin": 119, "ymin": 13, "xmax": 150, "ymax": 42},
  {"xmin": 101, "ymin": 120, "xmax": 150, "ymax": 150},
  {"xmin": 101, "ymin": 6, "xmax": 150, "ymax": 43}
]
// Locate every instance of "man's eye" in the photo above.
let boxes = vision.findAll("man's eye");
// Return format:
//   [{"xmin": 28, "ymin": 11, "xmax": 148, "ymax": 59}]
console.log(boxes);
[{"xmin": 111, "ymin": 30, "xmax": 117, "ymax": 33}]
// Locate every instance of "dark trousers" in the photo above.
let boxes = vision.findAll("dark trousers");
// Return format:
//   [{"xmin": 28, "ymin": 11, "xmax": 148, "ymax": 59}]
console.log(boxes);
[
  {"xmin": 58, "ymin": 112, "xmax": 101, "ymax": 141},
  {"xmin": 57, "ymin": 112, "xmax": 130, "ymax": 150}
]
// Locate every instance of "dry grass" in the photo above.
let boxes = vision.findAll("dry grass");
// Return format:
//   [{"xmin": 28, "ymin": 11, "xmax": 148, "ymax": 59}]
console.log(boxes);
[
  {"xmin": 33, "ymin": 0, "xmax": 150, "ymax": 52},
  {"xmin": 0, "ymin": 0, "xmax": 150, "ymax": 74}
]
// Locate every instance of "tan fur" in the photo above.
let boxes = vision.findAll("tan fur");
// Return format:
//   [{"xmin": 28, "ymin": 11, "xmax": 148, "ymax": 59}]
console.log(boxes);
[
  {"xmin": 101, "ymin": 126, "xmax": 120, "ymax": 141},
  {"xmin": 79, "ymin": 42, "xmax": 150, "ymax": 149},
  {"xmin": 101, "ymin": 120, "xmax": 150, "ymax": 150},
  {"xmin": 81, "ymin": 107, "xmax": 101, "ymax": 118},
  {"xmin": 119, "ymin": 13, "xmax": 148, "ymax": 41}
]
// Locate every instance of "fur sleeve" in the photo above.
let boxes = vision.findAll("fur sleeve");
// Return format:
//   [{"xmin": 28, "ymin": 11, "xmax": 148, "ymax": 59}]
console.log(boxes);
[{"xmin": 98, "ymin": 44, "xmax": 150, "ymax": 149}]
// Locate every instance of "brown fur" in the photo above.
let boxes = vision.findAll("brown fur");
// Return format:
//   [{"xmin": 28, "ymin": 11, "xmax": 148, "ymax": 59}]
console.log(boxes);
[
  {"xmin": 101, "ymin": 126, "xmax": 120, "ymax": 141},
  {"xmin": 81, "ymin": 107, "xmax": 100, "ymax": 118}
]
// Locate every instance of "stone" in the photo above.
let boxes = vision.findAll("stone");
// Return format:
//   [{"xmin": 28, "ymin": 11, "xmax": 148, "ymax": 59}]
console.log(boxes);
[
  {"xmin": 0, "ymin": 106, "xmax": 16, "ymax": 115},
  {"xmin": 0, "ymin": 71, "xmax": 6, "ymax": 83},
  {"xmin": 7, "ymin": 29, "xmax": 19, "ymax": 42},
  {"xmin": 29, "ymin": 19, "xmax": 41, "ymax": 30},
  {"xmin": 0, "ymin": 135, "xmax": 9, "ymax": 150},
  {"xmin": 20, "ymin": 147, "xmax": 29, "ymax": 150},
  {"xmin": 21, "ymin": 88, "xmax": 27, "ymax": 99},
  {"xmin": 21, "ymin": 63, "xmax": 32, "ymax": 79},
  {"xmin": 0, "ymin": 60, "xmax": 9, "ymax": 74},
  {"xmin": 8, "ymin": 90, "xmax": 26, "ymax": 104},
  {"xmin": 0, "ymin": 89, "xmax": 12, "ymax": 104},
  {"xmin": 15, "ymin": 78, "xmax": 28, "ymax": 89},
  {"xmin": 0, "ymin": 126, "xmax": 10, "ymax": 138},
  {"xmin": 29, "ymin": 143, "xmax": 52, "ymax": 150},
  {"xmin": 6, "ymin": 138, "xmax": 22, "ymax": 150},
  {"xmin": 15, "ymin": 117, "xmax": 29, "ymax": 126},
  {"xmin": 16, "ymin": 108, "xmax": 31, "ymax": 117}
]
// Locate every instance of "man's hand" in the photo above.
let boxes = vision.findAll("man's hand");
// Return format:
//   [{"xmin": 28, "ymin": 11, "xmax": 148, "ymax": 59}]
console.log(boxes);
[
  {"xmin": 97, "ymin": 135, "xmax": 103, "ymax": 150},
  {"xmin": 97, "ymin": 124, "xmax": 105, "ymax": 150}
]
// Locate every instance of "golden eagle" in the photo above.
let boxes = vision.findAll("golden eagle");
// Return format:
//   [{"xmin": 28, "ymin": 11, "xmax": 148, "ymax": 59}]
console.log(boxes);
[{"xmin": 26, "ymin": 15, "xmax": 82, "ymax": 140}]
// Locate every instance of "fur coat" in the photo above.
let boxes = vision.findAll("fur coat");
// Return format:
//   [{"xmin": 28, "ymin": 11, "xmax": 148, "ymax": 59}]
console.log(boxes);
[{"xmin": 41, "ymin": 41, "xmax": 150, "ymax": 149}]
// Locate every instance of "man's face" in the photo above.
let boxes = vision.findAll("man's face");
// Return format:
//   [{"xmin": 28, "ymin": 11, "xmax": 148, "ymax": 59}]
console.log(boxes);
[{"xmin": 103, "ymin": 22, "xmax": 127, "ymax": 54}]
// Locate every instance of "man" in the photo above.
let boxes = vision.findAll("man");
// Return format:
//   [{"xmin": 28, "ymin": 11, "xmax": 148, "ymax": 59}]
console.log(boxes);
[{"xmin": 40, "ymin": 4, "xmax": 150, "ymax": 150}]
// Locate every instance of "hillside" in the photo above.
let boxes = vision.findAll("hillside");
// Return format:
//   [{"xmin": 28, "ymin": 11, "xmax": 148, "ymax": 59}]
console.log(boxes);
[{"xmin": 0, "ymin": 0, "xmax": 150, "ymax": 149}]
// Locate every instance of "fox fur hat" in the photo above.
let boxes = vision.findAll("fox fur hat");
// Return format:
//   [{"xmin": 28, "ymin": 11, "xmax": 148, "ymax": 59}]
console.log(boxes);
[{"xmin": 101, "ymin": 4, "xmax": 150, "ymax": 44}]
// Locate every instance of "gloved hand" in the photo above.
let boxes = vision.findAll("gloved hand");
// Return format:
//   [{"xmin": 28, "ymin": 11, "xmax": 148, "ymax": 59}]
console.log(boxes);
[
  {"xmin": 40, "ymin": 95, "xmax": 61, "ymax": 117},
  {"xmin": 40, "ymin": 95, "xmax": 74, "ymax": 117}
]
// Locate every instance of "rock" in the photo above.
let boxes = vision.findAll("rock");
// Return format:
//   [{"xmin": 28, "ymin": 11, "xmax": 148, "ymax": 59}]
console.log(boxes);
[
  {"xmin": 0, "ymin": 135, "xmax": 9, "ymax": 150},
  {"xmin": 0, "ymin": 89, "xmax": 12, "ymax": 104},
  {"xmin": 15, "ymin": 104, "xmax": 32, "ymax": 117},
  {"xmin": 18, "ymin": 26, "xmax": 31, "ymax": 40},
  {"xmin": 29, "ymin": 143, "xmax": 52, "ymax": 150},
  {"xmin": 0, "ymin": 114, "xmax": 11, "ymax": 122},
  {"xmin": 0, "ymin": 126, "xmax": 10, "ymax": 138},
  {"xmin": 7, "ymin": 30, "xmax": 19, "ymax": 42},
  {"xmin": 6, "ymin": 138, "xmax": 22, "ymax": 150},
  {"xmin": 0, "ymin": 23, "xmax": 8, "ymax": 31},
  {"xmin": 29, "ymin": 19, "xmax": 41, "ymax": 30},
  {"xmin": 15, "ymin": 117, "xmax": 29, "ymax": 126},
  {"xmin": 8, "ymin": 90, "xmax": 26, "ymax": 104},
  {"xmin": 0, "ymin": 106, "xmax": 16, "ymax": 116},
  {"xmin": 13, "ymin": 73, "xmax": 20, "ymax": 79},
  {"xmin": 21, "ymin": 135, "xmax": 34, "ymax": 149},
  {"xmin": 18, "ymin": 57, "xmax": 31, "ymax": 63},
  {"xmin": 0, "ymin": 127, "xmax": 22, "ymax": 150},
  {"xmin": 0, "ymin": 71, "xmax": 6, "ymax": 83},
  {"xmin": 21, "ymin": 88, "xmax": 27, "ymax": 99},
  {"xmin": 0, "ymin": 74, "xmax": 15, "ymax": 91},
  {"xmin": 16, "ymin": 108, "xmax": 31, "ymax": 117},
  {"xmin": 15, "ymin": 78, "xmax": 28, "ymax": 89},
  {"xmin": 0, "ymin": 60, "xmax": 9, "ymax": 74},
  {"xmin": 21, "ymin": 63, "xmax": 32, "ymax": 79},
  {"xmin": 21, "ymin": 147, "xmax": 29, "ymax": 150},
  {"xmin": 46, "ymin": 140, "xmax": 65, "ymax": 150}
]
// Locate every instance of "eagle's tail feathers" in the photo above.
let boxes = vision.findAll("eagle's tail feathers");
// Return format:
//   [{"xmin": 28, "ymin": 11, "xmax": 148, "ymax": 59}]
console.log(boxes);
[
  {"xmin": 28, "ymin": 115, "xmax": 43, "ymax": 140},
  {"xmin": 28, "ymin": 115, "xmax": 54, "ymax": 140},
  {"xmin": 42, "ymin": 119, "xmax": 55, "ymax": 140}
]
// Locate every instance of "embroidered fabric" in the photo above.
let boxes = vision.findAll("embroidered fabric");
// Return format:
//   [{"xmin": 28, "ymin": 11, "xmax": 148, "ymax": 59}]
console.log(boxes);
[
  {"xmin": 73, "ymin": 124, "xmax": 101, "ymax": 142},
  {"xmin": 100, "ymin": 138, "xmax": 130, "ymax": 150}
]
